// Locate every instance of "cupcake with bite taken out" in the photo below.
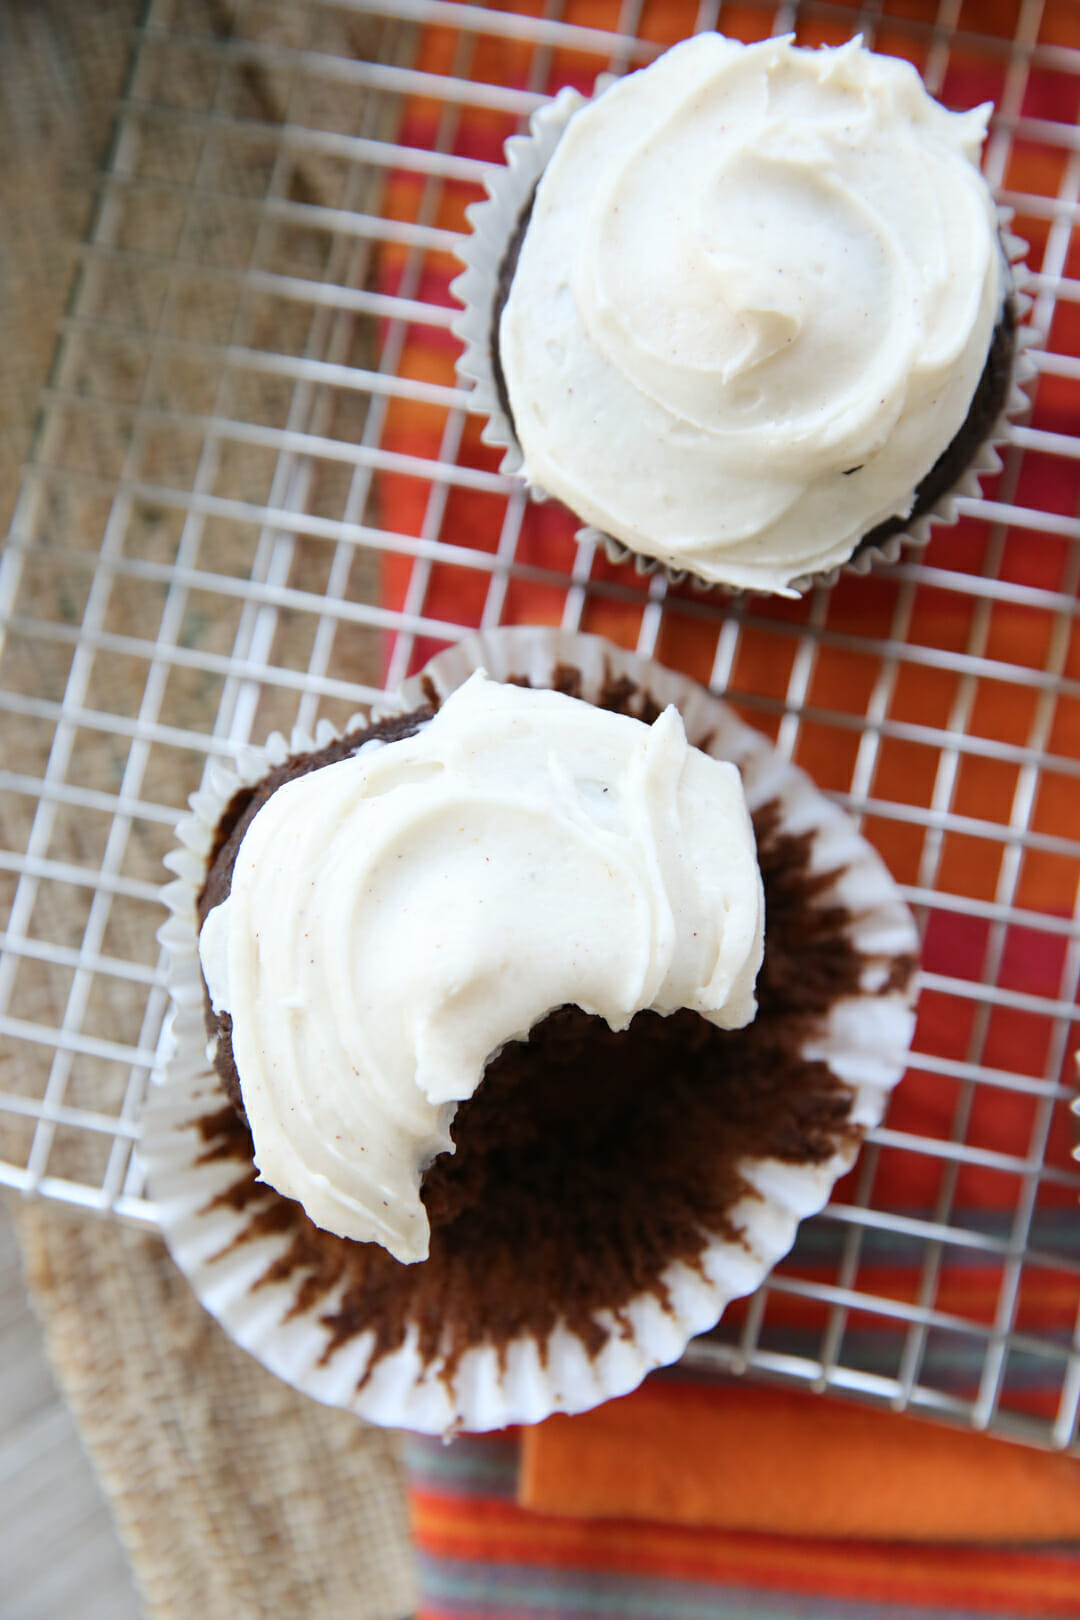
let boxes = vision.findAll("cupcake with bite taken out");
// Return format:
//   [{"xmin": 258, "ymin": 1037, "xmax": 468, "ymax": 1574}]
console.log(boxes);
[{"xmin": 142, "ymin": 628, "xmax": 918, "ymax": 1434}]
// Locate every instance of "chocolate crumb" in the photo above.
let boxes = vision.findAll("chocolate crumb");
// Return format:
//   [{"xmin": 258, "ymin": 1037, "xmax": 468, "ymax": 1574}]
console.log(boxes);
[
  {"xmin": 192, "ymin": 677, "xmax": 870, "ymax": 1389},
  {"xmin": 884, "ymin": 953, "xmax": 919, "ymax": 997},
  {"xmin": 551, "ymin": 662, "xmax": 584, "ymax": 699}
]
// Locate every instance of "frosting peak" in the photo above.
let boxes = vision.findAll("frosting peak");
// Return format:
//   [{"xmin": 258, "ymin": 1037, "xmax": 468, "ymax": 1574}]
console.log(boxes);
[
  {"xmin": 199, "ymin": 675, "xmax": 765, "ymax": 1263},
  {"xmin": 500, "ymin": 33, "xmax": 1003, "ymax": 593}
]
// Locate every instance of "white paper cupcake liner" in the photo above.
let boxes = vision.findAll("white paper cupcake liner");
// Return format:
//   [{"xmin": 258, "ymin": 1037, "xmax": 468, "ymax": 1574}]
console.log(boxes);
[
  {"xmin": 450, "ymin": 84, "xmax": 596, "ymax": 484},
  {"xmin": 451, "ymin": 75, "xmax": 1038, "ymax": 598},
  {"xmin": 141, "ymin": 627, "xmax": 918, "ymax": 1435}
]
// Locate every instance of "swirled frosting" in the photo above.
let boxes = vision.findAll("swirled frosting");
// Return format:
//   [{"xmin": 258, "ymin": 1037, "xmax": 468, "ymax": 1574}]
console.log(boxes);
[
  {"xmin": 499, "ymin": 34, "xmax": 1003, "ymax": 594},
  {"xmin": 198, "ymin": 674, "xmax": 765, "ymax": 1263}
]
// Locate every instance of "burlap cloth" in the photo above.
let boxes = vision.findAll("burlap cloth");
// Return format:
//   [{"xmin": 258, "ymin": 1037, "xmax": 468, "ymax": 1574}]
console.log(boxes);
[
  {"xmin": 18, "ymin": 1210, "xmax": 414, "ymax": 1619},
  {"xmin": 3, "ymin": 6, "xmax": 414, "ymax": 1614}
]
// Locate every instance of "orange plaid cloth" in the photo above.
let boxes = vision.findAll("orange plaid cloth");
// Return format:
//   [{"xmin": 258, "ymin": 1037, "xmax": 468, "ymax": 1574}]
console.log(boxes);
[{"xmin": 370, "ymin": 4, "xmax": 1080, "ymax": 1614}]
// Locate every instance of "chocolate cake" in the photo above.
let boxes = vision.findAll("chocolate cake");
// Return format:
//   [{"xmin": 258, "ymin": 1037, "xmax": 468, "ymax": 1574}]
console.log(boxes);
[{"xmin": 193, "ymin": 669, "xmax": 913, "ymax": 1389}]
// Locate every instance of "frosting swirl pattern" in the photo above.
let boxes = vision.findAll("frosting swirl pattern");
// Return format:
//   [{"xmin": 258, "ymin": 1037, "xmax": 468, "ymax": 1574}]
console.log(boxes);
[
  {"xmin": 199, "ymin": 674, "xmax": 765, "ymax": 1263},
  {"xmin": 500, "ymin": 34, "xmax": 1003, "ymax": 594}
]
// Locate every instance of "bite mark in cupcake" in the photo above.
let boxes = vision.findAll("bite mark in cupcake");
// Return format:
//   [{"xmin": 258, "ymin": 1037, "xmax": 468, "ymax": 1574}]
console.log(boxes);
[{"xmin": 145, "ymin": 629, "xmax": 919, "ymax": 1432}]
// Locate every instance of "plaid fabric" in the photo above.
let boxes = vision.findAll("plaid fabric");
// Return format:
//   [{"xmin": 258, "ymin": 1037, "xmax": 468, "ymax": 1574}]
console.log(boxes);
[
  {"xmin": 406, "ymin": 1422, "xmax": 1080, "ymax": 1619},
  {"xmin": 371, "ymin": 2, "xmax": 1080, "ymax": 1614}
]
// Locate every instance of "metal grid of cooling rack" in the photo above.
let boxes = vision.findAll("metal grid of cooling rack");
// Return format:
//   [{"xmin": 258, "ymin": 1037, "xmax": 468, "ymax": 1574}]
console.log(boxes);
[{"xmin": 1, "ymin": 0, "xmax": 1079, "ymax": 1453}]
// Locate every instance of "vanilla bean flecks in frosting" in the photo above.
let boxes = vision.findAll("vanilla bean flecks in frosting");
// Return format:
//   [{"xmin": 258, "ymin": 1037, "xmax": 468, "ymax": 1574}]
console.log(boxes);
[
  {"xmin": 499, "ymin": 34, "xmax": 1004, "ymax": 594},
  {"xmin": 198, "ymin": 673, "xmax": 765, "ymax": 1264}
]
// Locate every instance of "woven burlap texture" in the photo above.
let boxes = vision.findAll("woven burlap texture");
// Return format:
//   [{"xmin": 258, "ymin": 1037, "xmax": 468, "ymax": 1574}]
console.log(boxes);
[{"xmin": 14, "ymin": 1205, "xmax": 415, "ymax": 1620}]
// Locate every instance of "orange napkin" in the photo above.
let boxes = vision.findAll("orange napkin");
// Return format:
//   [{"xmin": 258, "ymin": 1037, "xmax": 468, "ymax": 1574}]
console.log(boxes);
[{"xmin": 520, "ymin": 1381, "xmax": 1080, "ymax": 1542}]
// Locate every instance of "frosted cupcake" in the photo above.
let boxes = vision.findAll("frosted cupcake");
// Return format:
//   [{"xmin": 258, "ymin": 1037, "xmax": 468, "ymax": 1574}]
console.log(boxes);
[
  {"xmin": 195, "ymin": 672, "xmax": 765, "ymax": 1263},
  {"xmin": 143, "ymin": 630, "xmax": 918, "ymax": 1434},
  {"xmin": 453, "ymin": 34, "xmax": 1029, "ymax": 596}
]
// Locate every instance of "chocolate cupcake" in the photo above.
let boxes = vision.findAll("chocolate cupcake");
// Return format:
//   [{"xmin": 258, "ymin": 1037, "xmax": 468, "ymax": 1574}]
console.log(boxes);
[
  {"xmin": 452, "ymin": 34, "xmax": 1034, "ymax": 597},
  {"xmin": 143, "ymin": 629, "xmax": 918, "ymax": 1433}
]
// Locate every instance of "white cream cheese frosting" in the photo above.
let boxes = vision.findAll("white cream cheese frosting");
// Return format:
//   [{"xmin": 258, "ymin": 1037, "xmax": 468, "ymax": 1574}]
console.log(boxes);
[
  {"xmin": 499, "ymin": 33, "xmax": 1004, "ymax": 595},
  {"xmin": 199, "ymin": 673, "xmax": 765, "ymax": 1264}
]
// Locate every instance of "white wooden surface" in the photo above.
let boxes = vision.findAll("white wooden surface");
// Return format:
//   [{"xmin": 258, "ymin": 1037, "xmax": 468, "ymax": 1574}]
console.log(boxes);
[{"xmin": 0, "ymin": 1204, "xmax": 140, "ymax": 1620}]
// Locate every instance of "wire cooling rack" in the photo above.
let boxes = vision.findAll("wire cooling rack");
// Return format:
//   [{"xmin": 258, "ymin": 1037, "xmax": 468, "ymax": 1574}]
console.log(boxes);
[{"xmin": 1, "ymin": 0, "xmax": 1079, "ymax": 1454}]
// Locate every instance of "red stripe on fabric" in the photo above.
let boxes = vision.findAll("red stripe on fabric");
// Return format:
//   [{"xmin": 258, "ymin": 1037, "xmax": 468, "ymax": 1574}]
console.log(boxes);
[{"xmin": 409, "ymin": 1490, "xmax": 1080, "ymax": 1615}]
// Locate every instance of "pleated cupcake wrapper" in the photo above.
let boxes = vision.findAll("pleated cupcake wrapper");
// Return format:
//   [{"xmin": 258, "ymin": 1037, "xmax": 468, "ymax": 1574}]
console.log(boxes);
[
  {"xmin": 450, "ymin": 78, "xmax": 1039, "ymax": 598},
  {"xmin": 141, "ymin": 626, "xmax": 918, "ymax": 1435},
  {"xmin": 450, "ymin": 83, "xmax": 597, "ymax": 484}
]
